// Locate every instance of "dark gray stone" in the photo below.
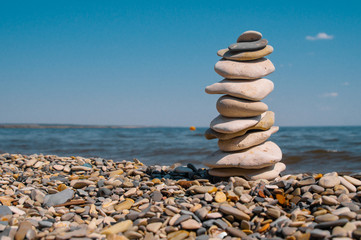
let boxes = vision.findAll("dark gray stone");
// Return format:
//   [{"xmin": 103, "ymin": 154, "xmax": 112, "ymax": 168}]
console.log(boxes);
[
  {"xmin": 202, "ymin": 220, "xmax": 216, "ymax": 228},
  {"xmin": 173, "ymin": 215, "xmax": 191, "ymax": 225},
  {"xmin": 0, "ymin": 206, "xmax": 12, "ymax": 217},
  {"xmin": 152, "ymin": 191, "xmax": 163, "ymax": 202},
  {"xmin": 43, "ymin": 188, "xmax": 74, "ymax": 207},
  {"xmin": 228, "ymin": 39, "xmax": 268, "ymax": 52},
  {"xmin": 214, "ymin": 219, "xmax": 228, "ymax": 229},
  {"xmin": 310, "ymin": 229, "xmax": 331, "ymax": 239},
  {"xmin": 174, "ymin": 166, "xmax": 193, "ymax": 173},
  {"xmin": 126, "ymin": 210, "xmax": 140, "ymax": 221},
  {"xmin": 39, "ymin": 221, "xmax": 53, "ymax": 228},
  {"xmin": 196, "ymin": 227, "xmax": 207, "ymax": 236},
  {"xmin": 97, "ymin": 187, "xmax": 112, "ymax": 197},
  {"xmin": 252, "ymin": 206, "xmax": 263, "ymax": 214},
  {"xmin": 77, "ymin": 189, "xmax": 88, "ymax": 196},
  {"xmin": 315, "ymin": 219, "xmax": 348, "ymax": 229}
]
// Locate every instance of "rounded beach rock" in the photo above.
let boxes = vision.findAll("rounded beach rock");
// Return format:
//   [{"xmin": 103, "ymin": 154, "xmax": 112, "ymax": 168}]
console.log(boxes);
[
  {"xmin": 205, "ymin": 78, "xmax": 274, "ymax": 101},
  {"xmin": 237, "ymin": 30, "xmax": 262, "ymax": 42},
  {"xmin": 218, "ymin": 126, "xmax": 279, "ymax": 151},
  {"xmin": 319, "ymin": 172, "xmax": 340, "ymax": 188},
  {"xmin": 210, "ymin": 113, "xmax": 263, "ymax": 134},
  {"xmin": 214, "ymin": 58, "xmax": 275, "ymax": 80},
  {"xmin": 217, "ymin": 45, "xmax": 273, "ymax": 61},
  {"xmin": 228, "ymin": 39, "xmax": 268, "ymax": 52},
  {"xmin": 203, "ymin": 141, "xmax": 282, "ymax": 169},
  {"xmin": 216, "ymin": 95, "xmax": 268, "ymax": 118},
  {"xmin": 208, "ymin": 162, "xmax": 286, "ymax": 180},
  {"xmin": 206, "ymin": 111, "xmax": 274, "ymax": 139}
]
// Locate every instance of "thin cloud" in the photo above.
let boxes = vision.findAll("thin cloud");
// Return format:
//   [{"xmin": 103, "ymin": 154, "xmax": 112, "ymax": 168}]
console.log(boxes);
[
  {"xmin": 342, "ymin": 82, "xmax": 350, "ymax": 86},
  {"xmin": 306, "ymin": 32, "xmax": 334, "ymax": 41},
  {"xmin": 320, "ymin": 92, "xmax": 338, "ymax": 98}
]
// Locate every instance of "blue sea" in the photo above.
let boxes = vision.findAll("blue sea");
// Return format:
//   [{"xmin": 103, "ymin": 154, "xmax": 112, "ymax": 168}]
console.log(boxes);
[{"xmin": 0, "ymin": 127, "xmax": 360, "ymax": 174}]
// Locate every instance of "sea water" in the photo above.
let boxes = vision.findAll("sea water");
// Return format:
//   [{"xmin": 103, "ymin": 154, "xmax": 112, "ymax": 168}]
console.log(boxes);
[{"xmin": 1, "ymin": 126, "xmax": 360, "ymax": 174}]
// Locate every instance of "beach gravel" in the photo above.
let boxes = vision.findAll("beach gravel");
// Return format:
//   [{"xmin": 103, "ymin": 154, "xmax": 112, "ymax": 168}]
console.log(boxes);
[{"xmin": 0, "ymin": 153, "xmax": 361, "ymax": 239}]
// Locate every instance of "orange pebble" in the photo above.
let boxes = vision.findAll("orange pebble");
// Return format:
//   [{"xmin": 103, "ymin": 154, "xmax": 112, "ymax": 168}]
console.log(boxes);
[
  {"xmin": 276, "ymin": 194, "xmax": 286, "ymax": 205},
  {"xmin": 57, "ymin": 184, "xmax": 67, "ymax": 192},
  {"xmin": 314, "ymin": 173, "xmax": 323, "ymax": 180},
  {"xmin": 259, "ymin": 223, "xmax": 270, "ymax": 233}
]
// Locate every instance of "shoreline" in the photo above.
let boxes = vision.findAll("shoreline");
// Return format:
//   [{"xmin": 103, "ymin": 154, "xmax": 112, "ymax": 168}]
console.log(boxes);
[{"xmin": 0, "ymin": 153, "xmax": 360, "ymax": 239}]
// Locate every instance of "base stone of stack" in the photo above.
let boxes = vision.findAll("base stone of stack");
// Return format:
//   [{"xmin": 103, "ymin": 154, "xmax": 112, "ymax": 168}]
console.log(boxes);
[
  {"xmin": 217, "ymin": 45, "xmax": 273, "ymax": 61},
  {"xmin": 205, "ymin": 78, "xmax": 274, "ymax": 101},
  {"xmin": 208, "ymin": 162, "xmax": 286, "ymax": 180},
  {"xmin": 214, "ymin": 58, "xmax": 275, "ymax": 79},
  {"xmin": 218, "ymin": 126, "xmax": 279, "ymax": 152},
  {"xmin": 203, "ymin": 141, "xmax": 282, "ymax": 169}
]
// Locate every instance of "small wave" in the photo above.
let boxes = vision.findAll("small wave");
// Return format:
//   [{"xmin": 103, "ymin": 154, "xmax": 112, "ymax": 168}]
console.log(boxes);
[{"xmin": 305, "ymin": 149, "xmax": 346, "ymax": 154}]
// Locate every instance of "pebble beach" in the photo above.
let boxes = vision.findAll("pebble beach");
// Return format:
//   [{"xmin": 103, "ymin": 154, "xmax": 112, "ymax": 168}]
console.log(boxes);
[{"xmin": 1, "ymin": 153, "xmax": 361, "ymax": 240}]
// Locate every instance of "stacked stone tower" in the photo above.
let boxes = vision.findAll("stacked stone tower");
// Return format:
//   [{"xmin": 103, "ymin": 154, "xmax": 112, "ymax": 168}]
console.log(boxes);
[{"xmin": 204, "ymin": 30, "xmax": 285, "ymax": 180}]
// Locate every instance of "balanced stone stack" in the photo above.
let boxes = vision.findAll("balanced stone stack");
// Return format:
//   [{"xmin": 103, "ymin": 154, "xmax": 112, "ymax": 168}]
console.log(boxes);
[{"xmin": 203, "ymin": 30, "xmax": 285, "ymax": 180}]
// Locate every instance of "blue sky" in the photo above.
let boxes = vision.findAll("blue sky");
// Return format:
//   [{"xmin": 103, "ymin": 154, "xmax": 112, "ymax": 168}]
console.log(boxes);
[{"xmin": 1, "ymin": 0, "xmax": 361, "ymax": 127}]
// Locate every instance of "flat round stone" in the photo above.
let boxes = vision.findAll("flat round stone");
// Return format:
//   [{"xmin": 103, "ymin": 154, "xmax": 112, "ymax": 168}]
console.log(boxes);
[
  {"xmin": 216, "ymin": 95, "xmax": 268, "ymax": 118},
  {"xmin": 205, "ymin": 78, "xmax": 274, "ymax": 101},
  {"xmin": 218, "ymin": 126, "xmax": 279, "ymax": 151},
  {"xmin": 319, "ymin": 172, "xmax": 340, "ymax": 188},
  {"xmin": 217, "ymin": 45, "xmax": 273, "ymax": 61},
  {"xmin": 214, "ymin": 58, "xmax": 275, "ymax": 80},
  {"xmin": 203, "ymin": 141, "xmax": 282, "ymax": 169},
  {"xmin": 181, "ymin": 219, "xmax": 202, "ymax": 230},
  {"xmin": 208, "ymin": 162, "xmax": 286, "ymax": 180},
  {"xmin": 229, "ymin": 39, "xmax": 268, "ymax": 52},
  {"xmin": 210, "ymin": 113, "xmax": 263, "ymax": 134},
  {"xmin": 315, "ymin": 214, "xmax": 339, "ymax": 223},
  {"xmin": 237, "ymin": 30, "xmax": 262, "ymax": 42},
  {"xmin": 205, "ymin": 111, "xmax": 274, "ymax": 139}
]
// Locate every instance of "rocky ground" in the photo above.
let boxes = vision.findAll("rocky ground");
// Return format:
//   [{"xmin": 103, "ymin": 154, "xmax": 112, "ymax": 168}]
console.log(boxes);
[{"xmin": 0, "ymin": 153, "xmax": 361, "ymax": 240}]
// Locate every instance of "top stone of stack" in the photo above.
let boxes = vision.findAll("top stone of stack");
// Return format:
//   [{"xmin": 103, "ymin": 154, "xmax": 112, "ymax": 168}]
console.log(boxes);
[
  {"xmin": 214, "ymin": 30, "xmax": 274, "ymax": 79},
  {"xmin": 217, "ymin": 30, "xmax": 273, "ymax": 61},
  {"xmin": 236, "ymin": 30, "xmax": 262, "ymax": 42}
]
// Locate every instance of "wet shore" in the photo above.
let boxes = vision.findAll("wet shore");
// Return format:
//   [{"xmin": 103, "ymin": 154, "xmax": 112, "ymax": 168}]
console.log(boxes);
[{"xmin": 0, "ymin": 153, "xmax": 361, "ymax": 240}]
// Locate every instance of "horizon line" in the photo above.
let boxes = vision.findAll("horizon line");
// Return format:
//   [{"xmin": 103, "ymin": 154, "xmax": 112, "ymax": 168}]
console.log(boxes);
[{"xmin": 0, "ymin": 123, "xmax": 360, "ymax": 129}]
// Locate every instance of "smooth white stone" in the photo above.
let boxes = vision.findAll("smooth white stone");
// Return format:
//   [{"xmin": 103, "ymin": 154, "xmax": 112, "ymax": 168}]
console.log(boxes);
[
  {"xmin": 210, "ymin": 113, "xmax": 264, "ymax": 134},
  {"xmin": 218, "ymin": 126, "xmax": 279, "ymax": 151},
  {"xmin": 208, "ymin": 162, "xmax": 286, "ymax": 180},
  {"xmin": 343, "ymin": 175, "xmax": 361, "ymax": 186},
  {"xmin": 204, "ymin": 141, "xmax": 282, "ymax": 169},
  {"xmin": 339, "ymin": 176, "xmax": 357, "ymax": 192},
  {"xmin": 216, "ymin": 95, "xmax": 268, "ymax": 118},
  {"xmin": 214, "ymin": 58, "xmax": 275, "ymax": 80},
  {"xmin": 205, "ymin": 78, "xmax": 274, "ymax": 101}
]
